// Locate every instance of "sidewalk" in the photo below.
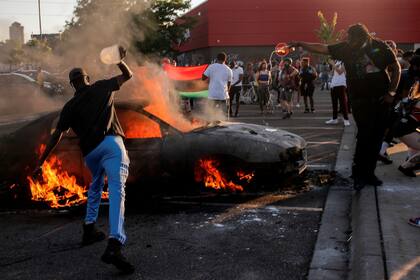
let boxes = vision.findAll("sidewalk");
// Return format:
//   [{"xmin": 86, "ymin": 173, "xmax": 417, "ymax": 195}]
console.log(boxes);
[
  {"xmin": 309, "ymin": 118, "xmax": 420, "ymax": 280},
  {"xmin": 351, "ymin": 144, "xmax": 420, "ymax": 280}
]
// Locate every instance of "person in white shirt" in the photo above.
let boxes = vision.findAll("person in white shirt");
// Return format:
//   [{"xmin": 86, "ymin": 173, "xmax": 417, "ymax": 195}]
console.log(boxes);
[
  {"xmin": 202, "ymin": 53, "xmax": 233, "ymax": 117},
  {"xmin": 325, "ymin": 59, "xmax": 351, "ymax": 126},
  {"xmin": 228, "ymin": 60, "xmax": 244, "ymax": 117}
]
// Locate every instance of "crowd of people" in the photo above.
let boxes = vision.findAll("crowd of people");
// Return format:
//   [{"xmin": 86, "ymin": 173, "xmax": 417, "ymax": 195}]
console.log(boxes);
[
  {"xmin": 201, "ymin": 23, "xmax": 419, "ymax": 189},
  {"xmin": 202, "ymin": 53, "xmax": 324, "ymax": 118}
]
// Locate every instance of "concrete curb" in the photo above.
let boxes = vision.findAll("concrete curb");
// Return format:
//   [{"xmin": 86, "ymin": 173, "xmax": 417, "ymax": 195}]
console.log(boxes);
[
  {"xmin": 349, "ymin": 188, "xmax": 385, "ymax": 280},
  {"xmin": 346, "ymin": 126, "xmax": 387, "ymax": 279},
  {"xmin": 307, "ymin": 120, "xmax": 355, "ymax": 280}
]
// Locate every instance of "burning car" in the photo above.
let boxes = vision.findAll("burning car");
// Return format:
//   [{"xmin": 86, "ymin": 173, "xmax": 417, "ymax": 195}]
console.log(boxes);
[{"xmin": 0, "ymin": 100, "xmax": 307, "ymax": 208}]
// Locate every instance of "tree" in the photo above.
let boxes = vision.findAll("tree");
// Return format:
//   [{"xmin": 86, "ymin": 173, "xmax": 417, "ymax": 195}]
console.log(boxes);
[
  {"xmin": 24, "ymin": 39, "xmax": 52, "ymax": 65},
  {"xmin": 315, "ymin": 11, "xmax": 344, "ymax": 44},
  {"xmin": 8, "ymin": 47, "xmax": 24, "ymax": 66},
  {"xmin": 134, "ymin": 0, "xmax": 197, "ymax": 57}
]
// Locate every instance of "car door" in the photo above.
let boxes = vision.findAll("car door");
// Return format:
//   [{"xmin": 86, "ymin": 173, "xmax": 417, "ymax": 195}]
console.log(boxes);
[
  {"xmin": 117, "ymin": 108, "xmax": 164, "ymax": 183},
  {"xmin": 49, "ymin": 116, "xmax": 87, "ymax": 185}
]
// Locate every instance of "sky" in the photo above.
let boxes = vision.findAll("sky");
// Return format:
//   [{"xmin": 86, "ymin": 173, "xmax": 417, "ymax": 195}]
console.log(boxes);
[{"xmin": 0, "ymin": 0, "xmax": 206, "ymax": 42}]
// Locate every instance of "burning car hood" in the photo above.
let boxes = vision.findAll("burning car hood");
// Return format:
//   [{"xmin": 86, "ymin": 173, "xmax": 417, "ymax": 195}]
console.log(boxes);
[
  {"xmin": 174, "ymin": 121, "xmax": 307, "ymax": 165},
  {"xmin": 191, "ymin": 121, "xmax": 306, "ymax": 148}
]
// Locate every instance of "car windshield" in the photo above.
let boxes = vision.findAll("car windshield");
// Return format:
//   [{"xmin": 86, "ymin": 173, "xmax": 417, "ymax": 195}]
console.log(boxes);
[{"xmin": 118, "ymin": 109, "xmax": 163, "ymax": 138}]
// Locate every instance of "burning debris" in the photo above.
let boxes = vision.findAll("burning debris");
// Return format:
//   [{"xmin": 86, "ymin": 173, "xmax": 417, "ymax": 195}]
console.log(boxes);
[
  {"xmin": 26, "ymin": 145, "xmax": 108, "ymax": 208},
  {"xmin": 194, "ymin": 158, "xmax": 255, "ymax": 192}
]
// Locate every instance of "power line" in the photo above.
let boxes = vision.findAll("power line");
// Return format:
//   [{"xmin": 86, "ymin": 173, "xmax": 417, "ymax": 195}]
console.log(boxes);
[
  {"xmin": 0, "ymin": 0, "xmax": 130, "ymax": 3},
  {"xmin": 0, "ymin": 0, "xmax": 75, "ymax": 3},
  {"xmin": 0, "ymin": 13, "xmax": 73, "ymax": 16}
]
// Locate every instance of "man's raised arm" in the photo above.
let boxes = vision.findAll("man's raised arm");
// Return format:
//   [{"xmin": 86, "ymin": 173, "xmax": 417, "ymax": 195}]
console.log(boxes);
[
  {"xmin": 289, "ymin": 41, "xmax": 330, "ymax": 55},
  {"xmin": 116, "ymin": 47, "xmax": 133, "ymax": 86},
  {"xmin": 116, "ymin": 61, "xmax": 133, "ymax": 86}
]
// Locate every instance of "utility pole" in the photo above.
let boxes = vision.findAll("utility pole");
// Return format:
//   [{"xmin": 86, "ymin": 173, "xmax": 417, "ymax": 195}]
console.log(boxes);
[{"xmin": 38, "ymin": 0, "xmax": 42, "ymax": 40}]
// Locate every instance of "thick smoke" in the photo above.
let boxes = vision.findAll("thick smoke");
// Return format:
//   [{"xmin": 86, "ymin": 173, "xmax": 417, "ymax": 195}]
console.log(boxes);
[
  {"xmin": 1, "ymin": 0, "xmax": 223, "ymax": 129},
  {"xmin": 0, "ymin": 74, "xmax": 62, "ymax": 117},
  {"xmin": 1, "ymin": 1, "xmax": 150, "ymax": 117}
]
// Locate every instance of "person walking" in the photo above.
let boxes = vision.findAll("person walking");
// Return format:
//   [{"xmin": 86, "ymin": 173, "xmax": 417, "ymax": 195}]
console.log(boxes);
[
  {"xmin": 299, "ymin": 58, "xmax": 317, "ymax": 113},
  {"xmin": 229, "ymin": 60, "xmax": 244, "ymax": 117},
  {"xmin": 202, "ymin": 52, "xmax": 233, "ymax": 118},
  {"xmin": 290, "ymin": 23, "xmax": 401, "ymax": 190},
  {"xmin": 36, "ymin": 66, "xmax": 44, "ymax": 89},
  {"xmin": 32, "ymin": 47, "xmax": 135, "ymax": 273},
  {"xmin": 319, "ymin": 62, "xmax": 331, "ymax": 90},
  {"xmin": 270, "ymin": 61, "xmax": 281, "ymax": 104},
  {"xmin": 278, "ymin": 58, "xmax": 298, "ymax": 119},
  {"xmin": 293, "ymin": 59, "xmax": 302, "ymax": 108},
  {"xmin": 325, "ymin": 59, "xmax": 351, "ymax": 126},
  {"xmin": 255, "ymin": 61, "xmax": 271, "ymax": 114}
]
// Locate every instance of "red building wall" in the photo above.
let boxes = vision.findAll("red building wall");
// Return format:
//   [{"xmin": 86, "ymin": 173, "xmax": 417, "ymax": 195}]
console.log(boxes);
[
  {"xmin": 180, "ymin": 1, "xmax": 210, "ymax": 51},
  {"xmin": 181, "ymin": 0, "xmax": 420, "ymax": 52}
]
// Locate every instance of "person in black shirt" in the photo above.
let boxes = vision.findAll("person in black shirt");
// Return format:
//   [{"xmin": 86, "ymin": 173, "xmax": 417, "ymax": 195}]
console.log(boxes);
[
  {"xmin": 289, "ymin": 23, "xmax": 401, "ymax": 190},
  {"xmin": 33, "ymin": 47, "xmax": 135, "ymax": 274},
  {"xmin": 298, "ymin": 57, "xmax": 318, "ymax": 113}
]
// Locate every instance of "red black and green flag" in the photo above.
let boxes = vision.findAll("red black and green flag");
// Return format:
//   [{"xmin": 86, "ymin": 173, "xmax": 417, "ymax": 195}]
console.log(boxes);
[{"xmin": 163, "ymin": 63, "xmax": 209, "ymax": 98}]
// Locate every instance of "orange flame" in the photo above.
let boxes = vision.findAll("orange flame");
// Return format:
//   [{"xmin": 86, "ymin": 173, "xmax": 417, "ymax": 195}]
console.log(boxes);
[
  {"xmin": 119, "ymin": 110, "xmax": 162, "ymax": 139},
  {"xmin": 237, "ymin": 170, "xmax": 255, "ymax": 183},
  {"xmin": 27, "ymin": 144, "xmax": 108, "ymax": 208},
  {"xmin": 194, "ymin": 158, "xmax": 255, "ymax": 192},
  {"xmin": 132, "ymin": 67, "xmax": 204, "ymax": 133}
]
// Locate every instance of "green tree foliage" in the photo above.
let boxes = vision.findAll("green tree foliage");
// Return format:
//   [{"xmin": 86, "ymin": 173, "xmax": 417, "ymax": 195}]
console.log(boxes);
[
  {"xmin": 134, "ymin": 0, "xmax": 197, "ymax": 56},
  {"xmin": 315, "ymin": 11, "xmax": 344, "ymax": 44}
]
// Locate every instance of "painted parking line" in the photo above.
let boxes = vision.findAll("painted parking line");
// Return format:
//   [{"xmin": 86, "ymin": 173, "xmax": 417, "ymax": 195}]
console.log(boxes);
[
  {"xmin": 162, "ymin": 200, "xmax": 323, "ymax": 212},
  {"xmin": 307, "ymin": 164, "xmax": 332, "ymax": 170},
  {"xmin": 278, "ymin": 126, "xmax": 343, "ymax": 130},
  {"xmin": 307, "ymin": 141, "xmax": 340, "ymax": 145},
  {"xmin": 236, "ymin": 116, "xmax": 331, "ymax": 120}
]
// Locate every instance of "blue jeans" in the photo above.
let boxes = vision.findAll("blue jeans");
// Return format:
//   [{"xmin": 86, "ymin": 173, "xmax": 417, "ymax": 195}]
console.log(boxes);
[{"xmin": 84, "ymin": 136, "xmax": 129, "ymax": 244}]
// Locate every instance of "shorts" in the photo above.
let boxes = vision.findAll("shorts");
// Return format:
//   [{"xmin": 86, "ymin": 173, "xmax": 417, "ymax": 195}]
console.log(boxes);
[
  {"xmin": 300, "ymin": 83, "xmax": 315, "ymax": 97},
  {"xmin": 280, "ymin": 88, "xmax": 294, "ymax": 102}
]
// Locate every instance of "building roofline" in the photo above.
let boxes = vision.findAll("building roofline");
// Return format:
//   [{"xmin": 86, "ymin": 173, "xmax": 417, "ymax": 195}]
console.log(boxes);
[
  {"xmin": 189, "ymin": 0, "xmax": 208, "ymax": 12},
  {"xmin": 181, "ymin": 0, "xmax": 208, "ymax": 17}
]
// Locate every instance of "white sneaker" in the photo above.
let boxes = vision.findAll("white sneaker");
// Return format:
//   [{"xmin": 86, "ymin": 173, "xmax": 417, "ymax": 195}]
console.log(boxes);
[
  {"xmin": 325, "ymin": 119, "xmax": 339, "ymax": 124},
  {"xmin": 344, "ymin": 120, "xmax": 351, "ymax": 126}
]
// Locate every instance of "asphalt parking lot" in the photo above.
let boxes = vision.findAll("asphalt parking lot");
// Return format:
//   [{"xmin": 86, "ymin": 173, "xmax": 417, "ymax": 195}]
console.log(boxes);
[{"xmin": 0, "ymin": 88, "xmax": 345, "ymax": 280}]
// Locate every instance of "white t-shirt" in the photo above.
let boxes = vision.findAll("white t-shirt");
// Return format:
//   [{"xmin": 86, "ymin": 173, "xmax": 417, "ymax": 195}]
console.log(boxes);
[
  {"xmin": 331, "ymin": 61, "xmax": 347, "ymax": 88},
  {"xmin": 231, "ymin": 66, "xmax": 244, "ymax": 87},
  {"xmin": 204, "ymin": 63, "xmax": 233, "ymax": 100}
]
